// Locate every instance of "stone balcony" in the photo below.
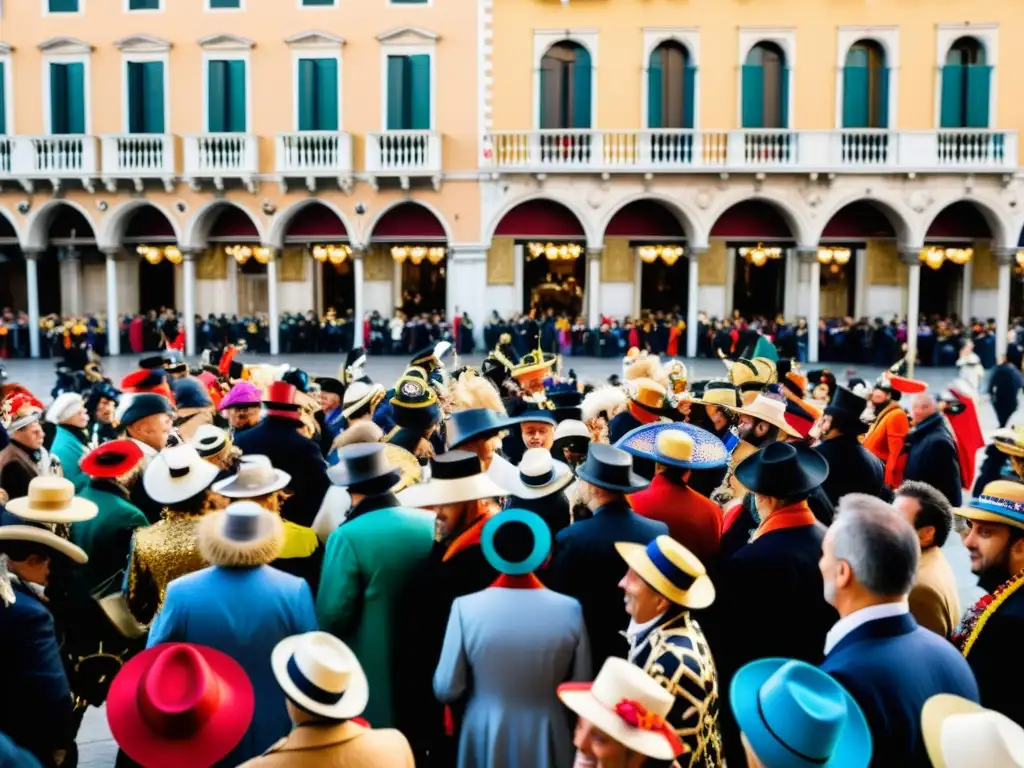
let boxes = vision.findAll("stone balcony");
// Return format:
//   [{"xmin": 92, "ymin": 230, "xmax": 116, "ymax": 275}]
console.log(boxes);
[
  {"xmin": 183, "ymin": 133, "xmax": 260, "ymax": 193},
  {"xmin": 275, "ymin": 131, "xmax": 354, "ymax": 193},
  {"xmin": 365, "ymin": 130, "xmax": 442, "ymax": 190}
]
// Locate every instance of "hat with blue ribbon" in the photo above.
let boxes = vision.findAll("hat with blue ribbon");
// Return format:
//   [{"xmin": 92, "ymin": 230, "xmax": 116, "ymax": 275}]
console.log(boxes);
[
  {"xmin": 271, "ymin": 631, "xmax": 369, "ymax": 720},
  {"xmin": 615, "ymin": 422, "xmax": 728, "ymax": 471},
  {"xmin": 481, "ymin": 508, "xmax": 552, "ymax": 576},
  {"xmin": 615, "ymin": 535, "xmax": 715, "ymax": 609},
  {"xmin": 955, "ymin": 480, "xmax": 1024, "ymax": 532},
  {"xmin": 730, "ymin": 658, "xmax": 871, "ymax": 768}
]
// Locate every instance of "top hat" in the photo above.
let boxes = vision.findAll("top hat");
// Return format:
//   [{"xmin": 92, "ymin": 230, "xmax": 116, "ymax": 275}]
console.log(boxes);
[
  {"xmin": 106, "ymin": 643, "xmax": 255, "ymax": 768},
  {"xmin": 447, "ymin": 408, "xmax": 511, "ymax": 449},
  {"xmin": 922, "ymin": 694, "xmax": 1024, "ymax": 768},
  {"xmin": 0, "ymin": 524, "xmax": 87, "ymax": 564},
  {"xmin": 328, "ymin": 443, "xmax": 402, "ymax": 495},
  {"xmin": 733, "ymin": 393, "xmax": 802, "ymax": 438},
  {"xmin": 271, "ymin": 632, "xmax": 369, "ymax": 721},
  {"xmin": 80, "ymin": 439, "xmax": 145, "ymax": 480},
  {"xmin": 616, "ymin": 422, "xmax": 728, "ymax": 470},
  {"xmin": 730, "ymin": 658, "xmax": 871, "ymax": 768},
  {"xmin": 481, "ymin": 508, "xmax": 552, "ymax": 576},
  {"xmin": 219, "ymin": 381, "xmax": 261, "ymax": 411},
  {"xmin": 955, "ymin": 480, "xmax": 1024, "ymax": 532},
  {"xmin": 825, "ymin": 386, "xmax": 870, "ymax": 435},
  {"xmin": 734, "ymin": 441, "xmax": 829, "ymax": 499},
  {"xmin": 6, "ymin": 476, "xmax": 98, "ymax": 524},
  {"xmin": 213, "ymin": 456, "xmax": 291, "ymax": 498},
  {"xmin": 263, "ymin": 381, "xmax": 303, "ymax": 421},
  {"xmin": 575, "ymin": 443, "xmax": 650, "ymax": 495},
  {"xmin": 616, "ymin": 535, "xmax": 715, "ymax": 609},
  {"xmin": 487, "ymin": 449, "xmax": 573, "ymax": 500},
  {"xmin": 558, "ymin": 657, "xmax": 686, "ymax": 761},
  {"xmin": 142, "ymin": 444, "xmax": 220, "ymax": 506},
  {"xmin": 390, "ymin": 377, "xmax": 442, "ymax": 431},
  {"xmin": 396, "ymin": 450, "xmax": 507, "ymax": 508}
]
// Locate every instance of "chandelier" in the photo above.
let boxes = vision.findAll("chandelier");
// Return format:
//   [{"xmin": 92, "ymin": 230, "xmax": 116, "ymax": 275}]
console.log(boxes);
[
  {"xmin": 738, "ymin": 243, "xmax": 783, "ymax": 268},
  {"xmin": 527, "ymin": 242, "xmax": 583, "ymax": 262},
  {"xmin": 637, "ymin": 245, "xmax": 684, "ymax": 266},
  {"xmin": 312, "ymin": 244, "xmax": 351, "ymax": 265},
  {"xmin": 817, "ymin": 246, "xmax": 851, "ymax": 266},
  {"xmin": 136, "ymin": 244, "xmax": 182, "ymax": 266},
  {"xmin": 391, "ymin": 245, "xmax": 447, "ymax": 265},
  {"xmin": 919, "ymin": 246, "xmax": 973, "ymax": 271},
  {"xmin": 226, "ymin": 245, "xmax": 271, "ymax": 265}
]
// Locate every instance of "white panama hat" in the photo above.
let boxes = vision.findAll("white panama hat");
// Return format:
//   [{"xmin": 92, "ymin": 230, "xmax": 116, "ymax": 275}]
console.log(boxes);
[
  {"xmin": 487, "ymin": 449, "xmax": 573, "ymax": 500},
  {"xmin": 212, "ymin": 455, "xmax": 291, "ymax": 499},
  {"xmin": 271, "ymin": 631, "xmax": 369, "ymax": 720},
  {"xmin": 142, "ymin": 444, "xmax": 219, "ymax": 506},
  {"xmin": 923, "ymin": 694, "xmax": 1024, "ymax": 768}
]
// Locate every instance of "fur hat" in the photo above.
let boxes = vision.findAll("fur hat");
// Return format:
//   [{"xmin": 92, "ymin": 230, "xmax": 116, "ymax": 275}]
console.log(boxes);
[
  {"xmin": 198, "ymin": 501, "xmax": 285, "ymax": 568},
  {"xmin": 624, "ymin": 353, "xmax": 666, "ymax": 386},
  {"xmin": 582, "ymin": 386, "xmax": 627, "ymax": 425},
  {"xmin": 451, "ymin": 370, "xmax": 506, "ymax": 414}
]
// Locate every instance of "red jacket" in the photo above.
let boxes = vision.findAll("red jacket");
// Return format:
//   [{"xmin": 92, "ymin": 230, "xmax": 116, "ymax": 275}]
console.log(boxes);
[{"xmin": 628, "ymin": 473, "xmax": 722, "ymax": 566}]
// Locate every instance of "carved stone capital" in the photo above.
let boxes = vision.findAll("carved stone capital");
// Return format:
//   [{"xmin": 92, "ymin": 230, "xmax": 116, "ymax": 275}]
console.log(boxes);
[
  {"xmin": 22, "ymin": 249, "xmax": 43, "ymax": 262},
  {"xmin": 994, "ymin": 248, "xmax": 1018, "ymax": 268},
  {"xmin": 898, "ymin": 247, "xmax": 922, "ymax": 267},
  {"xmin": 586, "ymin": 246, "xmax": 603, "ymax": 262},
  {"xmin": 687, "ymin": 246, "xmax": 709, "ymax": 260},
  {"xmin": 796, "ymin": 247, "xmax": 819, "ymax": 265}
]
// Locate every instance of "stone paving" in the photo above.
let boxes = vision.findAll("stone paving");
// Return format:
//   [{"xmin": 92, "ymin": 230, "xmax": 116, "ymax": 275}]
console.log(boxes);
[{"xmin": 0, "ymin": 353, "xmax": 997, "ymax": 767}]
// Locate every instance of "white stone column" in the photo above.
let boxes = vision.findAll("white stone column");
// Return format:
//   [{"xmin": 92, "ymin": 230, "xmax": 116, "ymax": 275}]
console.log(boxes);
[
  {"xmin": 62, "ymin": 249, "xmax": 83, "ymax": 317},
  {"xmin": 446, "ymin": 245, "xmax": 488, "ymax": 348},
  {"xmin": 782, "ymin": 248, "xmax": 797, "ymax": 320},
  {"xmin": 103, "ymin": 248, "xmax": 121, "ymax": 356},
  {"xmin": 960, "ymin": 258, "xmax": 973, "ymax": 321},
  {"xmin": 182, "ymin": 249, "xmax": 197, "ymax": 358},
  {"xmin": 798, "ymin": 248, "xmax": 822, "ymax": 362},
  {"xmin": 995, "ymin": 248, "xmax": 1014, "ymax": 360},
  {"xmin": 686, "ymin": 247, "xmax": 705, "ymax": 358},
  {"xmin": 352, "ymin": 247, "xmax": 365, "ymax": 348},
  {"xmin": 24, "ymin": 250, "xmax": 41, "ymax": 359},
  {"xmin": 900, "ymin": 248, "xmax": 922, "ymax": 377},
  {"xmin": 586, "ymin": 247, "xmax": 603, "ymax": 329},
  {"xmin": 266, "ymin": 248, "xmax": 280, "ymax": 356}
]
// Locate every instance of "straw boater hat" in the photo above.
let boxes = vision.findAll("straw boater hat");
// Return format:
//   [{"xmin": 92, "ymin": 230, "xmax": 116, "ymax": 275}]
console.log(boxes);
[
  {"xmin": 487, "ymin": 449, "xmax": 573, "ymax": 500},
  {"xmin": 271, "ymin": 632, "xmax": 369, "ymax": 720},
  {"xmin": 922, "ymin": 694, "xmax": 1024, "ymax": 768},
  {"xmin": 616, "ymin": 535, "xmax": 715, "ymax": 610},
  {"xmin": 692, "ymin": 380, "xmax": 743, "ymax": 412},
  {"xmin": 6, "ymin": 477, "xmax": 98, "ymax": 524},
  {"xmin": 954, "ymin": 480, "xmax": 1024, "ymax": 532},
  {"xmin": 558, "ymin": 657, "xmax": 686, "ymax": 761},
  {"xmin": 731, "ymin": 392, "xmax": 802, "ymax": 438},
  {"xmin": 616, "ymin": 423, "xmax": 728, "ymax": 471},
  {"xmin": 212, "ymin": 455, "xmax": 290, "ymax": 499},
  {"xmin": 142, "ymin": 444, "xmax": 220, "ymax": 506},
  {"xmin": 198, "ymin": 501, "xmax": 285, "ymax": 568},
  {"xmin": 396, "ymin": 450, "xmax": 507, "ymax": 508}
]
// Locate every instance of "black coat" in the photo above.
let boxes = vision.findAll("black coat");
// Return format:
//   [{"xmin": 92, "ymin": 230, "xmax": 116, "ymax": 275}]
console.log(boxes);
[
  {"xmin": 815, "ymin": 434, "xmax": 890, "ymax": 506},
  {"xmin": 608, "ymin": 411, "xmax": 656, "ymax": 479},
  {"xmin": 966, "ymin": 585, "xmax": 1024, "ymax": 725},
  {"xmin": 234, "ymin": 416, "xmax": 331, "ymax": 528},
  {"xmin": 720, "ymin": 488, "xmax": 835, "ymax": 561},
  {"xmin": 988, "ymin": 362, "xmax": 1023, "ymax": 422},
  {"xmin": 903, "ymin": 414, "xmax": 963, "ymax": 506},
  {"xmin": 543, "ymin": 501, "xmax": 668, "ymax": 669},
  {"xmin": 507, "ymin": 492, "xmax": 571, "ymax": 537}
]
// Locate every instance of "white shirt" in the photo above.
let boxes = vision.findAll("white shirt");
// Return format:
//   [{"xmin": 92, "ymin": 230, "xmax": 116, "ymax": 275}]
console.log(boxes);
[
  {"xmin": 625, "ymin": 612, "xmax": 666, "ymax": 662},
  {"xmin": 824, "ymin": 601, "xmax": 909, "ymax": 655},
  {"xmin": 129, "ymin": 437, "xmax": 159, "ymax": 462}
]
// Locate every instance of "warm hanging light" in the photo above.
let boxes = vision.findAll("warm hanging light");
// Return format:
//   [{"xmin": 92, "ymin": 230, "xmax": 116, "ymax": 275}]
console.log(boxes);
[
  {"xmin": 738, "ymin": 243, "xmax": 783, "ymax": 268},
  {"xmin": 427, "ymin": 246, "xmax": 446, "ymax": 265},
  {"xmin": 527, "ymin": 242, "xmax": 583, "ymax": 261},
  {"xmin": 137, "ymin": 244, "xmax": 183, "ymax": 266},
  {"xmin": 637, "ymin": 244, "xmax": 685, "ymax": 266},
  {"xmin": 390, "ymin": 246, "xmax": 408, "ymax": 263},
  {"xmin": 226, "ymin": 245, "xmax": 253, "ymax": 265},
  {"xmin": 919, "ymin": 246, "xmax": 973, "ymax": 271},
  {"xmin": 312, "ymin": 244, "xmax": 352, "ymax": 265},
  {"xmin": 1016, "ymin": 250, "xmax": 1024, "ymax": 267},
  {"xmin": 946, "ymin": 247, "xmax": 973, "ymax": 265},
  {"xmin": 391, "ymin": 245, "xmax": 446, "ymax": 264},
  {"xmin": 817, "ymin": 246, "xmax": 851, "ymax": 266},
  {"xmin": 253, "ymin": 246, "xmax": 271, "ymax": 265}
]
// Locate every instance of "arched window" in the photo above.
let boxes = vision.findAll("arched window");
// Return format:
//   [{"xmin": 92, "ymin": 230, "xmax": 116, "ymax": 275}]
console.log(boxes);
[
  {"xmin": 647, "ymin": 41, "xmax": 695, "ymax": 129},
  {"xmin": 941, "ymin": 36, "xmax": 990, "ymax": 128},
  {"xmin": 742, "ymin": 42, "xmax": 787, "ymax": 128},
  {"xmin": 539, "ymin": 41, "xmax": 592, "ymax": 129},
  {"xmin": 843, "ymin": 40, "xmax": 887, "ymax": 128}
]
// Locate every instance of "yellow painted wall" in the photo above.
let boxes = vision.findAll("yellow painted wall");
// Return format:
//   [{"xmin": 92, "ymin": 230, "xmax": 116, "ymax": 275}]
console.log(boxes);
[{"xmin": 491, "ymin": 0, "xmax": 1019, "ymax": 132}]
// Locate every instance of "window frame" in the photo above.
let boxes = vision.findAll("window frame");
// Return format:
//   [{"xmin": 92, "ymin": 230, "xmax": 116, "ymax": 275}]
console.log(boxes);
[
  {"xmin": 835, "ymin": 27, "xmax": 899, "ymax": 130},
  {"xmin": 125, "ymin": 0, "xmax": 162, "ymax": 11},
  {"xmin": 121, "ymin": 50, "xmax": 170, "ymax": 134},
  {"xmin": 0, "ymin": 46, "xmax": 14, "ymax": 134},
  {"xmin": 379, "ymin": 42, "xmax": 436, "ymax": 131},
  {"xmin": 737, "ymin": 28, "xmax": 795, "ymax": 130},
  {"xmin": 43, "ymin": 50, "xmax": 92, "ymax": 135},
  {"xmin": 201, "ymin": 49, "xmax": 252, "ymax": 134},
  {"xmin": 43, "ymin": 0, "xmax": 82, "ymax": 15},
  {"xmin": 641, "ymin": 29, "xmax": 700, "ymax": 130},
  {"xmin": 291, "ymin": 48, "xmax": 344, "ymax": 132},
  {"xmin": 532, "ymin": 29, "xmax": 598, "ymax": 131},
  {"xmin": 935, "ymin": 24, "xmax": 998, "ymax": 130}
]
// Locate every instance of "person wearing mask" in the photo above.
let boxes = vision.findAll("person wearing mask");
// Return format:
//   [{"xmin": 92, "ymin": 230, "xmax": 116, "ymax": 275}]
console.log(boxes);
[
  {"xmin": 812, "ymin": 387, "xmax": 888, "ymax": 506},
  {"xmin": 117, "ymin": 393, "xmax": 175, "ymax": 523},
  {"xmin": 45, "ymin": 393, "xmax": 92, "ymax": 493},
  {"xmin": 819, "ymin": 494, "xmax": 978, "ymax": 764},
  {"xmin": 0, "ymin": 394, "xmax": 55, "ymax": 501},
  {"xmin": 219, "ymin": 381, "xmax": 263, "ymax": 436},
  {"xmin": 987, "ymin": 354, "xmax": 1024, "ymax": 428},
  {"xmin": 488, "ymin": 448, "xmax": 575, "ymax": 536},
  {"xmin": 903, "ymin": 393, "xmax": 962, "ymax": 506},
  {"xmin": 952, "ymin": 480, "xmax": 1024, "ymax": 725},
  {"xmin": 862, "ymin": 376, "xmax": 910, "ymax": 489},
  {"xmin": 892, "ymin": 481, "xmax": 961, "ymax": 638}
]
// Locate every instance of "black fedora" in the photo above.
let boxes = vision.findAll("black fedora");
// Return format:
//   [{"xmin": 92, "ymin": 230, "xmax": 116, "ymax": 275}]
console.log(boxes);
[
  {"xmin": 328, "ymin": 443, "xmax": 402, "ymax": 495},
  {"xmin": 825, "ymin": 386, "xmax": 870, "ymax": 435},
  {"xmin": 734, "ymin": 441, "xmax": 829, "ymax": 499},
  {"xmin": 447, "ymin": 408, "xmax": 510, "ymax": 449},
  {"xmin": 575, "ymin": 443, "xmax": 650, "ymax": 494}
]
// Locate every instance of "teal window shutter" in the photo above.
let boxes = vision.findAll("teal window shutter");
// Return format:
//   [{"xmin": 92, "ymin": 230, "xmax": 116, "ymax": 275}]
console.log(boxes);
[
  {"xmin": 965, "ymin": 64, "xmax": 991, "ymax": 128},
  {"xmin": 226, "ymin": 60, "xmax": 246, "ymax": 132},
  {"xmin": 142, "ymin": 62, "xmax": 165, "ymax": 133},
  {"xmin": 878, "ymin": 67, "xmax": 890, "ymax": 128},
  {"xmin": 207, "ymin": 60, "xmax": 227, "ymax": 132},
  {"xmin": 65, "ymin": 63, "xmax": 86, "ymax": 134},
  {"xmin": 129, "ymin": 0, "xmax": 160, "ymax": 8},
  {"xmin": 315, "ymin": 59, "xmax": 339, "ymax": 131},
  {"xmin": 48, "ymin": 0, "xmax": 79, "ymax": 11},
  {"xmin": 128, "ymin": 62, "xmax": 145, "ymax": 133},
  {"xmin": 539, "ymin": 59, "xmax": 557, "ymax": 129},
  {"xmin": 741, "ymin": 65, "xmax": 764, "ymax": 128},
  {"xmin": 50, "ymin": 63, "xmax": 68, "ymax": 133},
  {"xmin": 842, "ymin": 66, "xmax": 869, "ymax": 128},
  {"xmin": 682, "ymin": 65, "xmax": 696, "ymax": 129},
  {"xmin": 940, "ymin": 65, "xmax": 965, "ymax": 128},
  {"xmin": 297, "ymin": 59, "xmax": 317, "ymax": 130},
  {"xmin": 0, "ymin": 63, "xmax": 6, "ymax": 134},
  {"xmin": 647, "ymin": 52, "xmax": 663, "ymax": 128},
  {"xmin": 209, "ymin": 0, "xmax": 240, "ymax": 6},
  {"xmin": 386, "ymin": 56, "xmax": 407, "ymax": 130},
  {"xmin": 409, "ymin": 55, "xmax": 431, "ymax": 130},
  {"xmin": 779, "ymin": 66, "xmax": 789, "ymax": 128},
  {"xmin": 571, "ymin": 47, "xmax": 592, "ymax": 129},
  {"xmin": 302, "ymin": 0, "xmax": 335, "ymax": 4}
]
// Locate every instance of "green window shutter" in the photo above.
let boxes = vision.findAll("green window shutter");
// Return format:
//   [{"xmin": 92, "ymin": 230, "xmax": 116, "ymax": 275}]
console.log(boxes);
[
  {"xmin": 539, "ymin": 59, "xmax": 557, "ymax": 129},
  {"xmin": 842, "ymin": 66, "xmax": 869, "ymax": 128},
  {"xmin": 65, "ymin": 63, "xmax": 86, "ymax": 134},
  {"xmin": 0, "ymin": 62, "xmax": 6, "ymax": 134},
  {"xmin": 226, "ymin": 60, "xmax": 246, "ymax": 132},
  {"xmin": 142, "ymin": 62, "xmax": 165, "ymax": 133},
  {"xmin": 128, "ymin": 62, "xmax": 145, "ymax": 133},
  {"xmin": 302, "ymin": 0, "xmax": 335, "ymax": 4},
  {"xmin": 646, "ymin": 52, "xmax": 663, "ymax": 128},
  {"xmin": 386, "ymin": 56, "xmax": 407, "ymax": 130},
  {"xmin": 409, "ymin": 54, "xmax": 431, "ymax": 130},
  {"xmin": 741, "ymin": 64, "xmax": 764, "ymax": 128},
  {"xmin": 297, "ymin": 59, "xmax": 317, "ymax": 131},
  {"xmin": 965, "ymin": 64, "xmax": 992, "ymax": 128},
  {"xmin": 779, "ymin": 66, "xmax": 789, "ymax": 128},
  {"xmin": 48, "ymin": 0, "xmax": 79, "ymax": 11},
  {"xmin": 315, "ymin": 59, "xmax": 339, "ymax": 131},
  {"xmin": 571, "ymin": 47, "xmax": 592, "ymax": 129},
  {"xmin": 877, "ymin": 67, "xmax": 890, "ymax": 128},
  {"xmin": 940, "ymin": 65, "xmax": 965, "ymax": 128},
  {"xmin": 50, "ymin": 64, "xmax": 68, "ymax": 133},
  {"xmin": 207, "ymin": 60, "xmax": 227, "ymax": 132},
  {"xmin": 129, "ymin": 0, "xmax": 160, "ymax": 8},
  {"xmin": 682, "ymin": 65, "xmax": 696, "ymax": 129},
  {"xmin": 209, "ymin": 0, "xmax": 240, "ymax": 6}
]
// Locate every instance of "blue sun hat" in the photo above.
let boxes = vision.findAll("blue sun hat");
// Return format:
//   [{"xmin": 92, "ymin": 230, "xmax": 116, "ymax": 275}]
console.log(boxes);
[
  {"xmin": 481, "ymin": 508, "xmax": 552, "ymax": 576},
  {"xmin": 615, "ymin": 422, "xmax": 728, "ymax": 470},
  {"xmin": 731, "ymin": 658, "xmax": 872, "ymax": 768}
]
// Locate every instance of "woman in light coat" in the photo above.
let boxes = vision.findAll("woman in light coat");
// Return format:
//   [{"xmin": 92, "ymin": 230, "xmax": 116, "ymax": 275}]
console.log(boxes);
[{"xmin": 434, "ymin": 509, "xmax": 591, "ymax": 768}]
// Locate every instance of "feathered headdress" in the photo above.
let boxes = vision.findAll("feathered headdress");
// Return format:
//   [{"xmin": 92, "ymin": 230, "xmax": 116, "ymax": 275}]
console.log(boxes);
[
  {"xmin": 451, "ymin": 369, "xmax": 506, "ymax": 414},
  {"xmin": 1, "ymin": 391, "xmax": 44, "ymax": 433}
]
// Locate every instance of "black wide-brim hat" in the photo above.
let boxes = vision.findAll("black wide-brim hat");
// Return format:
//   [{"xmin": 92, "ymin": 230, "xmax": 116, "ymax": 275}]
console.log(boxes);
[
  {"xmin": 447, "ymin": 408, "xmax": 510, "ymax": 449},
  {"xmin": 825, "ymin": 386, "xmax": 870, "ymax": 435},
  {"xmin": 575, "ymin": 443, "xmax": 650, "ymax": 494},
  {"xmin": 734, "ymin": 441, "xmax": 829, "ymax": 499},
  {"xmin": 328, "ymin": 443, "xmax": 402, "ymax": 494}
]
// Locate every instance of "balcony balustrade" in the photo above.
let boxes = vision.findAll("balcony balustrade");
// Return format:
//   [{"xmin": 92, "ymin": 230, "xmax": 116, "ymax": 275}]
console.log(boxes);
[
  {"xmin": 275, "ymin": 131, "xmax": 354, "ymax": 192},
  {"xmin": 183, "ymin": 133, "xmax": 259, "ymax": 192},
  {"xmin": 100, "ymin": 134, "xmax": 177, "ymax": 192},
  {"xmin": 365, "ymin": 130, "xmax": 442, "ymax": 190}
]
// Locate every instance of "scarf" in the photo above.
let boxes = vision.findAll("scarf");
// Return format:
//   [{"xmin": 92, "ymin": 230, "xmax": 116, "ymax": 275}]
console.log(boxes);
[
  {"xmin": 952, "ymin": 568, "xmax": 1024, "ymax": 657},
  {"xmin": 11, "ymin": 439, "xmax": 42, "ymax": 464},
  {"xmin": 750, "ymin": 500, "xmax": 816, "ymax": 542}
]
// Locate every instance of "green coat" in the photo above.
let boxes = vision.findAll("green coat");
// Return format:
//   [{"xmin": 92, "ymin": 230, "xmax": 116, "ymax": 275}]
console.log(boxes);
[
  {"xmin": 316, "ymin": 496, "xmax": 434, "ymax": 728},
  {"xmin": 71, "ymin": 481, "xmax": 150, "ymax": 594},
  {"xmin": 50, "ymin": 426, "xmax": 89, "ymax": 493}
]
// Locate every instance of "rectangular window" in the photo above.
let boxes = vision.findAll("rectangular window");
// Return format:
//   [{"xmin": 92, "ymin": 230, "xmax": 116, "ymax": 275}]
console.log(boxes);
[
  {"xmin": 50, "ymin": 62, "xmax": 86, "ymax": 134},
  {"xmin": 301, "ymin": 0, "xmax": 336, "ymax": 5},
  {"xmin": 386, "ymin": 54, "xmax": 430, "ymax": 130},
  {"xmin": 48, "ymin": 0, "xmax": 79, "ymax": 11},
  {"xmin": 297, "ymin": 58, "xmax": 339, "ymax": 131},
  {"xmin": 127, "ymin": 61, "xmax": 164, "ymax": 133},
  {"xmin": 208, "ymin": 0, "xmax": 240, "ymax": 7},
  {"xmin": 207, "ymin": 59, "xmax": 246, "ymax": 133},
  {"xmin": 390, "ymin": 0, "xmax": 428, "ymax": 4},
  {"xmin": 128, "ymin": 0, "xmax": 160, "ymax": 9}
]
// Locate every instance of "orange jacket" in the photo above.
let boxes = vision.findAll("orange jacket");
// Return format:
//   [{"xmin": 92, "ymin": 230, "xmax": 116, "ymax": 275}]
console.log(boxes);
[{"xmin": 862, "ymin": 401, "xmax": 909, "ymax": 487}]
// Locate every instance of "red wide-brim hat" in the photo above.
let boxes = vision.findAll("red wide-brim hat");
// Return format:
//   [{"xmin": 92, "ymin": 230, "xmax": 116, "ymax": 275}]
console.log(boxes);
[
  {"xmin": 79, "ymin": 439, "xmax": 144, "ymax": 479},
  {"xmin": 107, "ymin": 643, "xmax": 254, "ymax": 768},
  {"xmin": 889, "ymin": 375, "xmax": 928, "ymax": 394}
]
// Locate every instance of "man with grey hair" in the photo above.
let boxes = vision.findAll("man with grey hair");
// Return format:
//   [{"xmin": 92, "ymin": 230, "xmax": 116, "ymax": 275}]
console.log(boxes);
[
  {"xmin": 903, "ymin": 391, "xmax": 962, "ymax": 505},
  {"xmin": 819, "ymin": 494, "xmax": 978, "ymax": 765}
]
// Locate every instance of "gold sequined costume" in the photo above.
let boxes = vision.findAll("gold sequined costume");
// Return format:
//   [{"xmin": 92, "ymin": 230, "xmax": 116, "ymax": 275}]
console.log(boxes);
[{"xmin": 125, "ymin": 511, "xmax": 209, "ymax": 625}]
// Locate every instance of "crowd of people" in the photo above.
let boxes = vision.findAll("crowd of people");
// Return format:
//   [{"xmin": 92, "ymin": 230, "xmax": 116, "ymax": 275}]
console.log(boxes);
[{"xmin": 1, "ymin": 323, "xmax": 1024, "ymax": 767}]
